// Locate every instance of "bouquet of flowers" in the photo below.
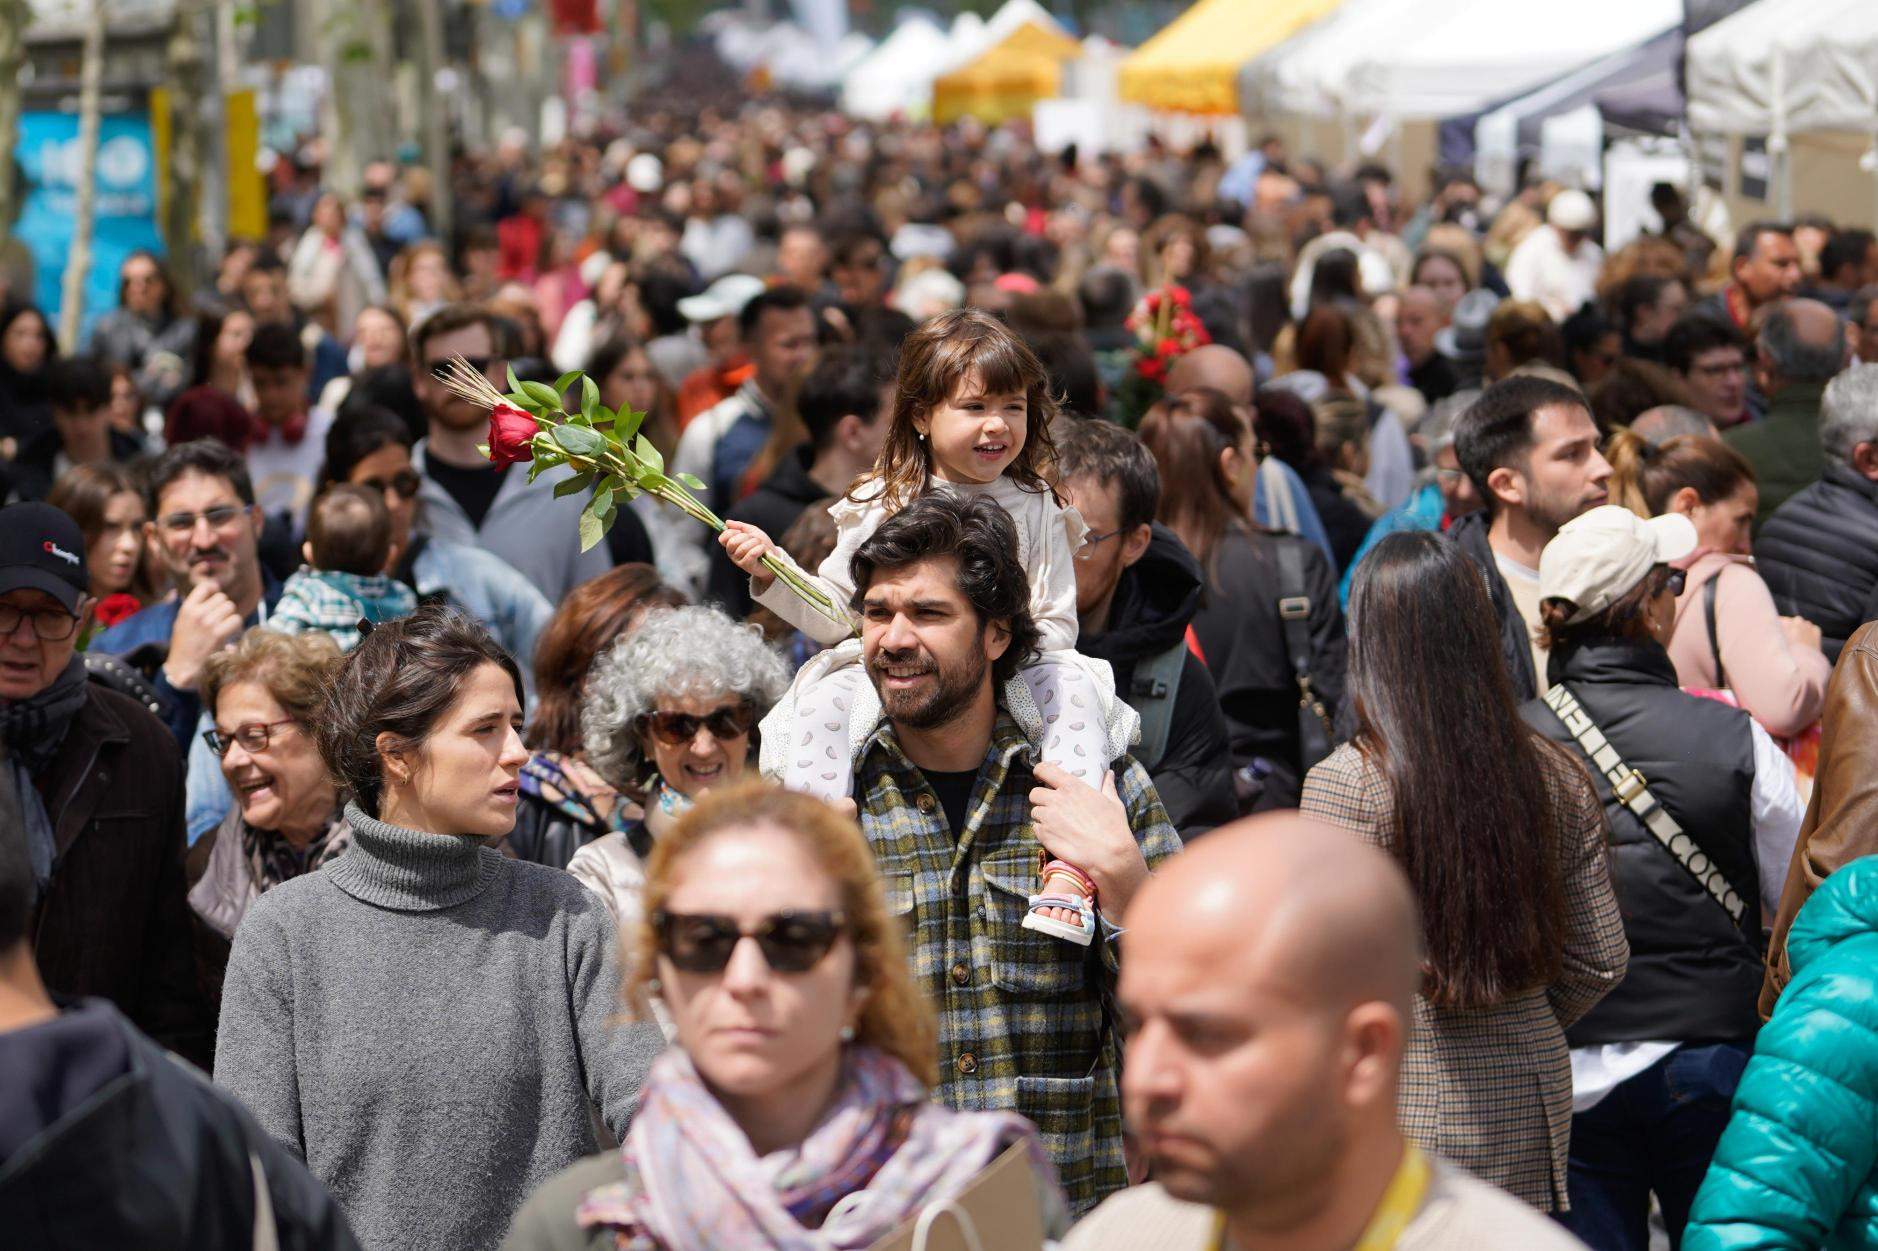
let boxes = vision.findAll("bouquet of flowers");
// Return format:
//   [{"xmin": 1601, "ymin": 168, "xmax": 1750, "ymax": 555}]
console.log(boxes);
[
  {"xmin": 1116, "ymin": 285, "xmax": 1211, "ymax": 425},
  {"xmin": 436, "ymin": 358, "xmax": 853, "ymax": 635}
]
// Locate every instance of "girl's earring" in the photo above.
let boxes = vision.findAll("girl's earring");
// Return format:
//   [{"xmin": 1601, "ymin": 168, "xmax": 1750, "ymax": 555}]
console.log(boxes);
[
  {"xmin": 916, "ymin": 431, "xmax": 926, "ymax": 442},
  {"xmin": 839, "ymin": 1024, "xmax": 856, "ymax": 1042}
]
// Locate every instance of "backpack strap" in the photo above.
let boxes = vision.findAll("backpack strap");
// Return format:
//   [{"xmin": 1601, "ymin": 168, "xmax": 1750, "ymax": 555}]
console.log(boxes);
[
  {"xmin": 1128, "ymin": 642, "xmax": 1188, "ymax": 773},
  {"xmin": 1276, "ymin": 540, "xmax": 1334, "ymax": 770},
  {"xmin": 1704, "ymin": 571, "xmax": 1726, "ymax": 687}
]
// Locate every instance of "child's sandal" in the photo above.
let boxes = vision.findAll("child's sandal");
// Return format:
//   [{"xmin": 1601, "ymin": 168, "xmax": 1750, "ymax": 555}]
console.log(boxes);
[{"xmin": 1021, "ymin": 859, "xmax": 1098, "ymax": 946}]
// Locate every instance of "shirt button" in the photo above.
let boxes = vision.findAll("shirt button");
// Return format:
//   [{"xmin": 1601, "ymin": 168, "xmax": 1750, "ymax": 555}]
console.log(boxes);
[
  {"xmin": 916, "ymin": 793, "xmax": 936, "ymax": 813},
  {"xmin": 950, "ymin": 962, "xmax": 971, "ymax": 986},
  {"xmin": 956, "ymin": 1051, "xmax": 978, "ymax": 1075}
]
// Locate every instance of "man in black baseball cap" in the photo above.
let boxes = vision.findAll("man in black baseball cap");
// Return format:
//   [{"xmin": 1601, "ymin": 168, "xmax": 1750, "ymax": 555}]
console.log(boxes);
[
  {"xmin": 0, "ymin": 502, "xmax": 92, "ymax": 628},
  {"xmin": 0, "ymin": 501, "xmax": 208, "ymax": 1063}
]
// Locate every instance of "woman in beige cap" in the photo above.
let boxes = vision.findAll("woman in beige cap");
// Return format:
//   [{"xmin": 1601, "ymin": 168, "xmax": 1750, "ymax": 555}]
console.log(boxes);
[{"xmin": 1525, "ymin": 504, "xmax": 1803, "ymax": 1246}]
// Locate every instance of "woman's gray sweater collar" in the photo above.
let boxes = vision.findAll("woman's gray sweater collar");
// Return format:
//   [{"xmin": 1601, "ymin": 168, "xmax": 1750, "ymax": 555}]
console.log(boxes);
[{"xmin": 329, "ymin": 802, "xmax": 499, "ymax": 911}]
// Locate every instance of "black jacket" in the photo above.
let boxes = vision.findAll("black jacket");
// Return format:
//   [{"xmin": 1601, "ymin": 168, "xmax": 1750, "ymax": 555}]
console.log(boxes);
[
  {"xmin": 1077, "ymin": 525, "xmax": 1236, "ymax": 836},
  {"xmin": 5, "ymin": 427, "xmax": 146, "ymax": 503},
  {"xmin": 31, "ymin": 683, "xmax": 211, "ymax": 1067},
  {"xmin": 0, "ymin": 998, "xmax": 360, "ymax": 1249},
  {"xmin": 707, "ymin": 445, "xmax": 832, "ymax": 617},
  {"xmin": 1524, "ymin": 640, "xmax": 1762, "ymax": 1046},
  {"xmin": 1448, "ymin": 509, "xmax": 1540, "ymax": 701},
  {"xmin": 1188, "ymin": 524, "xmax": 1346, "ymax": 810},
  {"xmin": 505, "ymin": 793, "xmax": 649, "ymax": 870},
  {"xmin": 1756, "ymin": 464, "xmax": 1878, "ymax": 663}
]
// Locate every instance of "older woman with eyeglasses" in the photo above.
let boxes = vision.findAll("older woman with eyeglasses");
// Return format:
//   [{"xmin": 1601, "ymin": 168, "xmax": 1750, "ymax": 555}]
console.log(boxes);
[
  {"xmin": 188, "ymin": 629, "xmax": 349, "ymax": 1017},
  {"xmin": 566, "ymin": 605, "xmax": 790, "ymax": 934}
]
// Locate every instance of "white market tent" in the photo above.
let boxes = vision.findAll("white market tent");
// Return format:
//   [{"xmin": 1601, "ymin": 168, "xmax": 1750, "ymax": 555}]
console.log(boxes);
[
  {"xmin": 1470, "ymin": 23, "xmax": 1683, "ymax": 195},
  {"xmin": 1685, "ymin": 0, "xmax": 1878, "ymax": 217},
  {"xmin": 1238, "ymin": 0, "xmax": 1422, "ymax": 119},
  {"xmin": 1341, "ymin": 0, "xmax": 1682, "ymax": 121},
  {"xmin": 1686, "ymin": 0, "xmax": 1878, "ymax": 137},
  {"xmin": 842, "ymin": 16, "xmax": 953, "ymax": 119}
]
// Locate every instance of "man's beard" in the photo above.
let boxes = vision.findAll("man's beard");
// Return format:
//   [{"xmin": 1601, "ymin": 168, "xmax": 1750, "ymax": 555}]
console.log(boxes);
[{"xmin": 868, "ymin": 641, "xmax": 988, "ymax": 731}]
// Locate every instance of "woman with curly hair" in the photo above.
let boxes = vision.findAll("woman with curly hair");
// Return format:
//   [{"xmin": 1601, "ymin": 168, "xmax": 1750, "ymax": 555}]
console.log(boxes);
[{"xmin": 566, "ymin": 605, "xmax": 791, "ymax": 933}]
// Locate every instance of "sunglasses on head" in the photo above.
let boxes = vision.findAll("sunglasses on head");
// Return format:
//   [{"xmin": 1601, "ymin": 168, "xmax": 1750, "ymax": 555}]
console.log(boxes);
[
  {"xmin": 638, "ymin": 704, "xmax": 753, "ymax": 746},
  {"xmin": 652, "ymin": 909, "xmax": 847, "ymax": 974}
]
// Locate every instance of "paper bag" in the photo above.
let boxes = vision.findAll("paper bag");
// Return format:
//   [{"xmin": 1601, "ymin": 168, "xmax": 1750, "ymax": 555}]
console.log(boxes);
[{"xmin": 866, "ymin": 1142, "xmax": 1045, "ymax": 1251}]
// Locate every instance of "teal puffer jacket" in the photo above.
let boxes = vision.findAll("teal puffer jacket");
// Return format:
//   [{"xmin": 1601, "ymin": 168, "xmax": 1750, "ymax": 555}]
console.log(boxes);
[{"xmin": 1685, "ymin": 857, "xmax": 1878, "ymax": 1249}]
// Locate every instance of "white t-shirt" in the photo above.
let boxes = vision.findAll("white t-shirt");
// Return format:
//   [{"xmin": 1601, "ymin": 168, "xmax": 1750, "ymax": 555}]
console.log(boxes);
[
  {"xmin": 1494, "ymin": 551, "xmax": 1549, "ymax": 692},
  {"xmin": 247, "ymin": 406, "xmax": 336, "ymax": 528}
]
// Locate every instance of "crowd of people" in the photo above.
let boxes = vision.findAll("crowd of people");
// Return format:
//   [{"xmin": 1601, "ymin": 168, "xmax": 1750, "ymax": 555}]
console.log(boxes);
[{"xmin": 6, "ymin": 80, "xmax": 1878, "ymax": 1251}]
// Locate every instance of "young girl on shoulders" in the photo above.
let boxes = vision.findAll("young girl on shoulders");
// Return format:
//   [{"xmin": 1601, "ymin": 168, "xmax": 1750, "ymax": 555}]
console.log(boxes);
[{"xmin": 720, "ymin": 308, "xmax": 1135, "ymax": 945}]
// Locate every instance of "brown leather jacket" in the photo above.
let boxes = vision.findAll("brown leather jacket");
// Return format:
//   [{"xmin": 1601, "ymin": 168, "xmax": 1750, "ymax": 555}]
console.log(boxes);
[
  {"xmin": 1760, "ymin": 621, "xmax": 1878, "ymax": 1016},
  {"xmin": 30, "ymin": 682, "xmax": 211, "ymax": 1065}
]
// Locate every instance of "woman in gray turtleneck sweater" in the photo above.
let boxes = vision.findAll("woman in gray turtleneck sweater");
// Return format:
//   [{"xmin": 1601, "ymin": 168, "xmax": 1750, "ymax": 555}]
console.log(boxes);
[{"xmin": 214, "ymin": 605, "xmax": 663, "ymax": 1251}]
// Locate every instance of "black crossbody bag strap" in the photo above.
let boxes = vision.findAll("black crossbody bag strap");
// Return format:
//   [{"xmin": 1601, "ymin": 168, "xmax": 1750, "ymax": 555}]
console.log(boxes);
[{"xmin": 1276, "ymin": 540, "xmax": 1334, "ymax": 770}]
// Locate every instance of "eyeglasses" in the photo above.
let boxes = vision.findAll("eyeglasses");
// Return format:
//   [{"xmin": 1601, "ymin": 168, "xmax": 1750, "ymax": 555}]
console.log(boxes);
[
  {"xmin": 651, "ymin": 909, "xmax": 848, "ymax": 974},
  {"xmin": 157, "ymin": 504, "xmax": 249, "ymax": 536},
  {"xmin": 1434, "ymin": 467, "xmax": 1467, "ymax": 482},
  {"xmin": 638, "ymin": 704, "xmax": 754, "ymax": 746},
  {"xmin": 202, "ymin": 718, "xmax": 298, "ymax": 757},
  {"xmin": 1663, "ymin": 569, "xmax": 1687, "ymax": 596},
  {"xmin": 0, "ymin": 605, "xmax": 79, "ymax": 640},
  {"xmin": 1074, "ymin": 528, "xmax": 1123, "ymax": 560},
  {"xmin": 359, "ymin": 469, "xmax": 423, "ymax": 499}
]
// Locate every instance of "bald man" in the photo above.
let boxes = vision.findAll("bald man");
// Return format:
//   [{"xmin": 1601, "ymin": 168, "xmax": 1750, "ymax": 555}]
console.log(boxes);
[
  {"xmin": 1726, "ymin": 298, "xmax": 1849, "ymax": 527},
  {"xmin": 1064, "ymin": 816, "xmax": 1587, "ymax": 1250},
  {"xmin": 1163, "ymin": 347, "xmax": 1335, "ymax": 559},
  {"xmin": 1631, "ymin": 405, "xmax": 1719, "ymax": 448}
]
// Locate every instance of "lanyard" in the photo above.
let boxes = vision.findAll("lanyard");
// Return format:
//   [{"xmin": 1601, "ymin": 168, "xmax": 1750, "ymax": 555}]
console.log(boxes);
[{"xmin": 1208, "ymin": 1146, "xmax": 1431, "ymax": 1251}]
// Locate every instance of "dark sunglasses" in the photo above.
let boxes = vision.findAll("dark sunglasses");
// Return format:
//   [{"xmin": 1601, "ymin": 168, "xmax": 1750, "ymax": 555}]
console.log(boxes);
[
  {"xmin": 652, "ymin": 909, "xmax": 847, "ymax": 974},
  {"xmin": 359, "ymin": 469, "xmax": 423, "ymax": 499},
  {"xmin": 1663, "ymin": 568, "xmax": 1687, "ymax": 596},
  {"xmin": 638, "ymin": 704, "xmax": 753, "ymax": 746}
]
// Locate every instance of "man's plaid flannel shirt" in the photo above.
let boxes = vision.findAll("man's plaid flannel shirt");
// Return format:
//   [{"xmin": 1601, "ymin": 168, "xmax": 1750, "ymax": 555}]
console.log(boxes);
[{"xmin": 855, "ymin": 710, "xmax": 1181, "ymax": 1215}]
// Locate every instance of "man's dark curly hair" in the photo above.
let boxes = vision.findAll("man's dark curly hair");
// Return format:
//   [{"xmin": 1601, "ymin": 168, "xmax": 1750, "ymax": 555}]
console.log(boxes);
[{"xmin": 848, "ymin": 492, "xmax": 1041, "ymax": 687}]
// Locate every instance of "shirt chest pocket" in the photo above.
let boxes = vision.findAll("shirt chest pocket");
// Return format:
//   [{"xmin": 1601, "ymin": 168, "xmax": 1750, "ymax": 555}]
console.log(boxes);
[{"xmin": 978, "ymin": 853, "xmax": 1088, "ymax": 997}]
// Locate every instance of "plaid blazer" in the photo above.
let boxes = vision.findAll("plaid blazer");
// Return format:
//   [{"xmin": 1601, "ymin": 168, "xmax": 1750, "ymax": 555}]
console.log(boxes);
[
  {"xmin": 856, "ymin": 712, "xmax": 1181, "ymax": 1216},
  {"xmin": 1301, "ymin": 741, "xmax": 1628, "ymax": 1211}
]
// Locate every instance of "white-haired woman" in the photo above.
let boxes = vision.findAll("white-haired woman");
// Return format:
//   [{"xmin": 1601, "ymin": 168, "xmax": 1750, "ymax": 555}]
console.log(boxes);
[{"xmin": 567, "ymin": 605, "xmax": 791, "ymax": 934}]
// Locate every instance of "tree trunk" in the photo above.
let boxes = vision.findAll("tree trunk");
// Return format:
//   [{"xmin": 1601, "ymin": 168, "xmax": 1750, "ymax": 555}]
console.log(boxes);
[
  {"xmin": 413, "ymin": 0, "xmax": 454, "ymax": 246},
  {"xmin": 0, "ymin": 0, "xmax": 31, "ymax": 245},
  {"xmin": 58, "ymin": 0, "xmax": 106, "ymax": 352},
  {"xmin": 165, "ymin": 0, "xmax": 211, "ymax": 306}
]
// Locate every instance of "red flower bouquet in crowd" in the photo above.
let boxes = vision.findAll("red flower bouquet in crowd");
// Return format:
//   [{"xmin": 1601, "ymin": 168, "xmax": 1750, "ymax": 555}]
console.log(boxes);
[
  {"xmin": 1119, "ymin": 285, "xmax": 1211, "ymax": 423},
  {"xmin": 435, "ymin": 358, "xmax": 851, "ymax": 634}
]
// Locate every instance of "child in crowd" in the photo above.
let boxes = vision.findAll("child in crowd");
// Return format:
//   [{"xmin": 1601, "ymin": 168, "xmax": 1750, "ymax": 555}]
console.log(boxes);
[
  {"xmin": 271, "ymin": 484, "xmax": 417, "ymax": 651},
  {"xmin": 721, "ymin": 308, "xmax": 1136, "ymax": 945}
]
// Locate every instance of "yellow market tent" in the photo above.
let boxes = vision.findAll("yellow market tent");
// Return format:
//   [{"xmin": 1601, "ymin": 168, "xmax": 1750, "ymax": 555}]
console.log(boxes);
[
  {"xmin": 932, "ymin": 21, "xmax": 1085, "ymax": 124},
  {"xmin": 1119, "ymin": 0, "xmax": 1342, "ymax": 114}
]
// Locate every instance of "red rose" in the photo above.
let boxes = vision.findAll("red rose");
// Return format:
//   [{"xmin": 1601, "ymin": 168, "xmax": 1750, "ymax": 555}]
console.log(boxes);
[
  {"xmin": 93, "ymin": 593, "xmax": 141, "ymax": 628},
  {"xmin": 487, "ymin": 404, "xmax": 538, "ymax": 466}
]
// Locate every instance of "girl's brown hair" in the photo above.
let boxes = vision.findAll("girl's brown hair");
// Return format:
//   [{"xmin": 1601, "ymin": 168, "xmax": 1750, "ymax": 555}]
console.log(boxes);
[
  {"xmin": 1137, "ymin": 386, "xmax": 1255, "ymax": 575},
  {"xmin": 1606, "ymin": 428, "xmax": 1755, "ymax": 518},
  {"xmin": 858, "ymin": 308, "xmax": 1061, "ymax": 512},
  {"xmin": 527, "ymin": 563, "xmax": 686, "ymax": 755},
  {"xmin": 625, "ymin": 781, "xmax": 939, "ymax": 1086}
]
